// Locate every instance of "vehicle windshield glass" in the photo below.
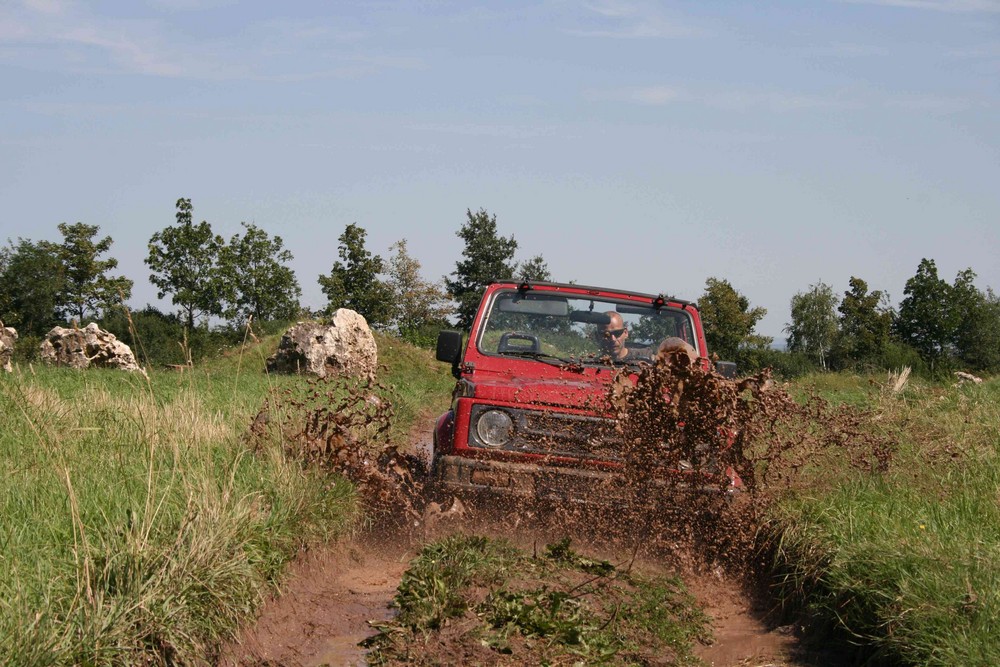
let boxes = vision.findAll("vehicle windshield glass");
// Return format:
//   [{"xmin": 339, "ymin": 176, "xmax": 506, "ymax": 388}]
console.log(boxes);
[{"xmin": 477, "ymin": 290, "xmax": 697, "ymax": 365}]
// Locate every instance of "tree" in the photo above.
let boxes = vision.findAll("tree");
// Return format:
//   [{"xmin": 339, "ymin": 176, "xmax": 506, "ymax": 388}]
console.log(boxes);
[
  {"xmin": 784, "ymin": 281, "xmax": 838, "ymax": 370},
  {"xmin": 318, "ymin": 223, "xmax": 393, "ymax": 329},
  {"xmin": 950, "ymin": 270, "xmax": 1000, "ymax": 372},
  {"xmin": 146, "ymin": 198, "xmax": 225, "ymax": 329},
  {"xmin": 386, "ymin": 239, "xmax": 452, "ymax": 337},
  {"xmin": 445, "ymin": 208, "xmax": 518, "ymax": 330},
  {"xmin": 894, "ymin": 259, "xmax": 956, "ymax": 367},
  {"xmin": 833, "ymin": 276, "xmax": 893, "ymax": 368},
  {"xmin": 0, "ymin": 238, "xmax": 64, "ymax": 336},
  {"xmin": 218, "ymin": 222, "xmax": 301, "ymax": 324},
  {"xmin": 55, "ymin": 222, "xmax": 133, "ymax": 322},
  {"xmin": 517, "ymin": 255, "xmax": 552, "ymax": 282},
  {"xmin": 697, "ymin": 277, "xmax": 771, "ymax": 363}
]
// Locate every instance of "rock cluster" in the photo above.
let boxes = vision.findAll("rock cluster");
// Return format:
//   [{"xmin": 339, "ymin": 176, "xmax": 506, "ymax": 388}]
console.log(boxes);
[
  {"xmin": 267, "ymin": 309, "xmax": 378, "ymax": 379},
  {"xmin": 39, "ymin": 323, "xmax": 141, "ymax": 371}
]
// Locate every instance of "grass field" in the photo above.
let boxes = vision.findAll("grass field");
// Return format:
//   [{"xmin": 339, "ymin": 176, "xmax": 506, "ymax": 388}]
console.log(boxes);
[
  {"xmin": 3, "ymin": 332, "xmax": 998, "ymax": 666},
  {"xmin": 767, "ymin": 372, "xmax": 1000, "ymax": 665},
  {"xmin": 0, "ymin": 333, "xmax": 452, "ymax": 666}
]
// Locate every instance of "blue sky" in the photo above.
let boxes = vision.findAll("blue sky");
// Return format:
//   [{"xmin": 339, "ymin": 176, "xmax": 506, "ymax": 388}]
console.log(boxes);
[{"xmin": 1, "ymin": 0, "xmax": 997, "ymax": 340}]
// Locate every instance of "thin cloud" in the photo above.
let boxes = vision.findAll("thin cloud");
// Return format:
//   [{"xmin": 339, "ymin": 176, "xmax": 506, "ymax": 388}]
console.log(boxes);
[
  {"xmin": 147, "ymin": 0, "xmax": 237, "ymax": 10},
  {"xmin": 588, "ymin": 85, "xmax": 859, "ymax": 111},
  {"xmin": 20, "ymin": 0, "xmax": 67, "ymax": 16},
  {"xmin": 408, "ymin": 122, "xmax": 551, "ymax": 140},
  {"xmin": 563, "ymin": 1, "xmax": 701, "ymax": 38},
  {"xmin": 253, "ymin": 19, "xmax": 371, "ymax": 46},
  {"xmin": 591, "ymin": 84, "xmax": 984, "ymax": 114},
  {"xmin": 248, "ymin": 55, "xmax": 424, "ymax": 83},
  {"xmin": 812, "ymin": 41, "xmax": 891, "ymax": 57},
  {"xmin": 882, "ymin": 93, "xmax": 978, "ymax": 112},
  {"xmin": 607, "ymin": 85, "xmax": 692, "ymax": 105},
  {"xmin": 4, "ymin": 3, "xmax": 186, "ymax": 76},
  {"xmin": 0, "ymin": 18, "xmax": 32, "ymax": 40},
  {"xmin": 948, "ymin": 41, "xmax": 1000, "ymax": 58},
  {"xmin": 841, "ymin": 0, "xmax": 1000, "ymax": 12},
  {"xmin": 1, "ymin": 3, "xmax": 423, "ymax": 80},
  {"xmin": 59, "ymin": 25, "xmax": 185, "ymax": 77},
  {"xmin": 708, "ymin": 90, "xmax": 863, "ymax": 112}
]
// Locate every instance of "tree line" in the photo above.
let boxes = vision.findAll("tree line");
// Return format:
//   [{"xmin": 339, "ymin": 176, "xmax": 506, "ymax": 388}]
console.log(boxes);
[
  {"xmin": 780, "ymin": 261, "xmax": 1000, "ymax": 375},
  {"xmin": 2, "ymin": 199, "xmax": 997, "ymax": 376},
  {"xmin": 0, "ymin": 203, "xmax": 550, "ymax": 363}
]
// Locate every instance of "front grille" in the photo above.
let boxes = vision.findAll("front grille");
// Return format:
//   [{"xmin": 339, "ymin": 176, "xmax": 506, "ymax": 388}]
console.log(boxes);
[{"xmin": 468, "ymin": 405, "xmax": 622, "ymax": 460}]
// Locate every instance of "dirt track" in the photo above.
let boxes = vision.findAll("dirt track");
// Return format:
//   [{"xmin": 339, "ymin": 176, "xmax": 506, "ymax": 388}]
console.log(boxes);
[
  {"xmin": 218, "ymin": 537, "xmax": 409, "ymax": 667},
  {"xmin": 218, "ymin": 418, "xmax": 817, "ymax": 667},
  {"xmin": 220, "ymin": 358, "xmax": 889, "ymax": 667},
  {"xmin": 217, "ymin": 530, "xmax": 809, "ymax": 667}
]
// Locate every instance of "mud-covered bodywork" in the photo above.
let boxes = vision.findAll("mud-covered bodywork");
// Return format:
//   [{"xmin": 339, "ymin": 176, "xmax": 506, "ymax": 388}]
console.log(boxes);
[{"xmin": 432, "ymin": 281, "xmax": 733, "ymax": 501}]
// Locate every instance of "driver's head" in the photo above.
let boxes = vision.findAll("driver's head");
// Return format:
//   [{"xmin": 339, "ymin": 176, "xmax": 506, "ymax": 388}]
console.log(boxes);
[{"xmin": 596, "ymin": 311, "xmax": 628, "ymax": 358}]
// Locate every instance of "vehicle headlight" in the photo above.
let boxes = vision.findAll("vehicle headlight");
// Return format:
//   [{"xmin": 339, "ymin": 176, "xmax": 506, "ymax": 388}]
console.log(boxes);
[{"xmin": 476, "ymin": 410, "xmax": 513, "ymax": 447}]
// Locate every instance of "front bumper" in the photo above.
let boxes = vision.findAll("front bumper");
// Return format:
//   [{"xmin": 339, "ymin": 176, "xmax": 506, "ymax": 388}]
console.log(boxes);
[{"xmin": 432, "ymin": 454, "xmax": 735, "ymax": 503}]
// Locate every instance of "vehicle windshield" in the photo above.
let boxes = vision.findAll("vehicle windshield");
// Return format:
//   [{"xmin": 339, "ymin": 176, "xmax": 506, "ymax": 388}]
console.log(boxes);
[{"xmin": 477, "ymin": 290, "xmax": 698, "ymax": 366}]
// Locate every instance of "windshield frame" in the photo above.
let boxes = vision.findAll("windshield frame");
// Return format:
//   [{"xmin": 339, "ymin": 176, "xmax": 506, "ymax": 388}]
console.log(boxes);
[{"xmin": 474, "ymin": 287, "xmax": 700, "ymax": 368}]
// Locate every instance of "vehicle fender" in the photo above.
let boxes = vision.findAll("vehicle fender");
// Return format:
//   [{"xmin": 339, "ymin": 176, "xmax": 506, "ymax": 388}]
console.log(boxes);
[{"xmin": 434, "ymin": 410, "xmax": 456, "ymax": 455}]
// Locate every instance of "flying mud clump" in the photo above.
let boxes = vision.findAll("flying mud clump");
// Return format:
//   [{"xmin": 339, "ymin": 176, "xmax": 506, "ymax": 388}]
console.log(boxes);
[
  {"xmin": 248, "ymin": 374, "xmax": 429, "ymax": 532},
  {"xmin": 591, "ymin": 348, "xmax": 897, "ymax": 571}
]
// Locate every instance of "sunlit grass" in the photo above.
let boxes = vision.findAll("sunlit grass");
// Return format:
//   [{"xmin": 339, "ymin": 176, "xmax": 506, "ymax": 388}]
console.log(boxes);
[
  {"xmin": 0, "ymin": 359, "xmax": 353, "ymax": 665},
  {"xmin": 373, "ymin": 332, "xmax": 455, "ymax": 443},
  {"xmin": 771, "ymin": 374, "xmax": 1000, "ymax": 666}
]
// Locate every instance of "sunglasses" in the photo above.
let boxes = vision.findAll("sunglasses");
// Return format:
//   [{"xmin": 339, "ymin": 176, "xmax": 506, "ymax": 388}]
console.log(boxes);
[{"xmin": 600, "ymin": 328, "xmax": 627, "ymax": 340}]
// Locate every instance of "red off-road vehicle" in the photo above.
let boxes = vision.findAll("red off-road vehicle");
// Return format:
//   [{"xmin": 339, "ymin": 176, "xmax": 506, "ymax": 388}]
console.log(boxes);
[{"xmin": 432, "ymin": 280, "xmax": 738, "ymax": 501}]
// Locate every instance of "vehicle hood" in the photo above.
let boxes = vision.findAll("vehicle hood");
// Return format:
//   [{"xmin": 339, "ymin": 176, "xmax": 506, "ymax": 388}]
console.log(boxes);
[{"xmin": 470, "ymin": 372, "xmax": 616, "ymax": 413}]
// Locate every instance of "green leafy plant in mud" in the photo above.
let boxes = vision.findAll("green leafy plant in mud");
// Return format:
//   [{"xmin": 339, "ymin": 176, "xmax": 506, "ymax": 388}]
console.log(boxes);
[
  {"xmin": 366, "ymin": 535, "xmax": 710, "ymax": 666},
  {"xmin": 768, "ymin": 374, "xmax": 1000, "ymax": 667},
  {"xmin": 391, "ymin": 535, "xmax": 522, "ymax": 632}
]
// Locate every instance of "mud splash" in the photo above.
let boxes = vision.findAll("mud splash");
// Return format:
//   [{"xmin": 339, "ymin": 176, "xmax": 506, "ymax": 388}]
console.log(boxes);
[
  {"xmin": 257, "ymin": 354, "xmax": 894, "ymax": 574},
  {"xmin": 250, "ymin": 375, "xmax": 429, "ymax": 533},
  {"xmin": 591, "ymin": 349, "xmax": 895, "ymax": 571},
  {"xmin": 237, "ymin": 360, "xmax": 893, "ymax": 665}
]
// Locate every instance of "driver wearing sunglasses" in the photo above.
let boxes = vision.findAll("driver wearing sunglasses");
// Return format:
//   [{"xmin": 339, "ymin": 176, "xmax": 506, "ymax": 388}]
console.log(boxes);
[{"xmin": 595, "ymin": 311, "xmax": 634, "ymax": 361}]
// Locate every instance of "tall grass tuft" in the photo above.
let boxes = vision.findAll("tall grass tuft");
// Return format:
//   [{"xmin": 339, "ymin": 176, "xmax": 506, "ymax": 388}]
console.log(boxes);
[{"xmin": 0, "ymin": 361, "xmax": 354, "ymax": 665}]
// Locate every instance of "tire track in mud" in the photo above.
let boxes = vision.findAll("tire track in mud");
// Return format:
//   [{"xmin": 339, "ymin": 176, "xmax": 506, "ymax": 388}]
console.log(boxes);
[{"xmin": 217, "ymin": 538, "xmax": 411, "ymax": 667}]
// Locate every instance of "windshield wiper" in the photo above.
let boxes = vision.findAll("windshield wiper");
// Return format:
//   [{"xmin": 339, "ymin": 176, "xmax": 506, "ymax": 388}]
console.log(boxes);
[
  {"xmin": 499, "ymin": 350, "xmax": 576, "ymax": 368},
  {"xmin": 584, "ymin": 354, "xmax": 653, "ymax": 368}
]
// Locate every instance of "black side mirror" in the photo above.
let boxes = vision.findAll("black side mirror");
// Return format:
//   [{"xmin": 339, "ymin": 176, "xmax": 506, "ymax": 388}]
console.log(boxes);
[
  {"xmin": 715, "ymin": 360, "xmax": 738, "ymax": 379},
  {"xmin": 436, "ymin": 330, "xmax": 464, "ymax": 377}
]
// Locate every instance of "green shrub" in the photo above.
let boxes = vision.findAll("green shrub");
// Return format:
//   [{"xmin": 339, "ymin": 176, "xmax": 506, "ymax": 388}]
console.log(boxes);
[
  {"xmin": 399, "ymin": 320, "xmax": 451, "ymax": 350},
  {"xmin": 10, "ymin": 333, "xmax": 42, "ymax": 363},
  {"xmin": 99, "ymin": 307, "xmax": 251, "ymax": 368},
  {"xmin": 739, "ymin": 347, "xmax": 819, "ymax": 379}
]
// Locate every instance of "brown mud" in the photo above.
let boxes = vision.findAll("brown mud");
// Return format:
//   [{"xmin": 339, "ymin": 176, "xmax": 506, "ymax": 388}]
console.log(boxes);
[
  {"xmin": 221, "ymin": 354, "xmax": 891, "ymax": 666},
  {"xmin": 218, "ymin": 537, "xmax": 410, "ymax": 667}
]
